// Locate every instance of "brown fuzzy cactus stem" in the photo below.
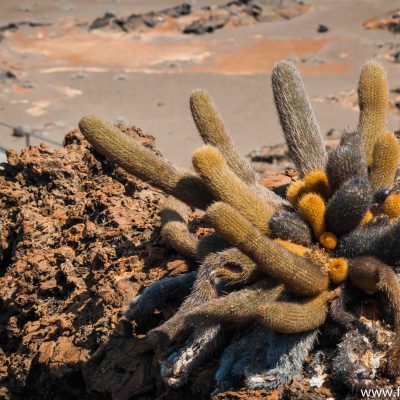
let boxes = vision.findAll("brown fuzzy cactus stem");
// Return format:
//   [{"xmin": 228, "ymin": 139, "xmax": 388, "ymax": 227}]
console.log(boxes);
[
  {"xmin": 369, "ymin": 132, "xmax": 400, "ymax": 190},
  {"xmin": 272, "ymin": 61, "xmax": 326, "ymax": 176},
  {"xmin": 147, "ymin": 259, "xmax": 219, "ymax": 347},
  {"xmin": 193, "ymin": 145, "xmax": 276, "ymax": 233},
  {"xmin": 160, "ymin": 196, "xmax": 198, "ymax": 259},
  {"xmin": 206, "ymin": 202, "xmax": 329, "ymax": 296},
  {"xmin": 196, "ymin": 233, "xmax": 230, "ymax": 261},
  {"xmin": 349, "ymin": 257, "xmax": 400, "ymax": 318},
  {"xmin": 209, "ymin": 248, "xmax": 259, "ymax": 285},
  {"xmin": 79, "ymin": 115, "xmax": 214, "ymax": 209},
  {"xmin": 358, "ymin": 60, "xmax": 389, "ymax": 165},
  {"xmin": 186, "ymin": 280, "xmax": 285, "ymax": 327},
  {"xmin": 257, "ymin": 289, "xmax": 339, "ymax": 334}
]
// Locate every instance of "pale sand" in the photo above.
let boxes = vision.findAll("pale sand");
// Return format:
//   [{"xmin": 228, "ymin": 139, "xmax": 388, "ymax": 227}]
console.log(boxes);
[{"xmin": 0, "ymin": 0, "xmax": 399, "ymax": 166}]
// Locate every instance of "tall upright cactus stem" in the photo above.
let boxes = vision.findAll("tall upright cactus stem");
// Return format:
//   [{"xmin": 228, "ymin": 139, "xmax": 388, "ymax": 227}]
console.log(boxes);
[
  {"xmin": 206, "ymin": 202, "xmax": 329, "ymax": 296},
  {"xmin": 358, "ymin": 60, "xmax": 389, "ymax": 165},
  {"xmin": 272, "ymin": 61, "xmax": 326, "ymax": 176},
  {"xmin": 79, "ymin": 115, "xmax": 214, "ymax": 209}
]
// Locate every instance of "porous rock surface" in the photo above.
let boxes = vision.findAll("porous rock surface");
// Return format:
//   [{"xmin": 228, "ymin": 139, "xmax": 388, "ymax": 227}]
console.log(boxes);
[{"xmin": 0, "ymin": 127, "xmax": 396, "ymax": 400}]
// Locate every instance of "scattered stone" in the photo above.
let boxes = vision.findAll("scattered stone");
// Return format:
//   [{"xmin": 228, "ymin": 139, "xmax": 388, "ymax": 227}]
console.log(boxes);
[
  {"xmin": 0, "ymin": 20, "xmax": 51, "ymax": 33},
  {"xmin": 87, "ymin": 1, "xmax": 309, "ymax": 34},
  {"xmin": 0, "ymin": 70, "xmax": 16, "ymax": 80},
  {"xmin": 364, "ymin": 9, "xmax": 400, "ymax": 33},
  {"xmin": 89, "ymin": 12, "xmax": 116, "ymax": 30},
  {"xmin": 317, "ymin": 24, "xmax": 329, "ymax": 33},
  {"xmin": 183, "ymin": 14, "xmax": 230, "ymax": 34}
]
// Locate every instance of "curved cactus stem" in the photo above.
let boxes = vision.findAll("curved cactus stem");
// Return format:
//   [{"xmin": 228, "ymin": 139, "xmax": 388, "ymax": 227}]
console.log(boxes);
[{"xmin": 79, "ymin": 115, "xmax": 214, "ymax": 209}]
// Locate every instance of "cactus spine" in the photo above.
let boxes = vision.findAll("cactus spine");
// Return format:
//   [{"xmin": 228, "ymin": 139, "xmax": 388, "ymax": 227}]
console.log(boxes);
[
  {"xmin": 369, "ymin": 132, "xmax": 400, "ymax": 190},
  {"xmin": 190, "ymin": 89, "xmax": 285, "ymax": 207},
  {"xmin": 297, "ymin": 193, "xmax": 326, "ymax": 239},
  {"xmin": 257, "ymin": 289, "xmax": 339, "ymax": 334},
  {"xmin": 192, "ymin": 145, "xmax": 275, "ymax": 233},
  {"xmin": 79, "ymin": 115, "xmax": 214, "ymax": 209},
  {"xmin": 272, "ymin": 61, "xmax": 326, "ymax": 176},
  {"xmin": 384, "ymin": 193, "xmax": 400, "ymax": 218},
  {"xmin": 160, "ymin": 196, "xmax": 198, "ymax": 259},
  {"xmin": 206, "ymin": 202, "xmax": 329, "ymax": 296},
  {"xmin": 358, "ymin": 60, "xmax": 389, "ymax": 165}
]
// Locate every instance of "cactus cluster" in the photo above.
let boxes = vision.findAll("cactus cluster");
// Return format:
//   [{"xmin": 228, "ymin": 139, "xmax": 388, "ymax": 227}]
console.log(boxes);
[{"xmin": 78, "ymin": 59, "xmax": 400, "ymax": 394}]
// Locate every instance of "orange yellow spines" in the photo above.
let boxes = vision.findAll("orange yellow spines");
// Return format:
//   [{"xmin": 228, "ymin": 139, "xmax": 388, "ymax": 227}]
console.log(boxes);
[
  {"xmin": 384, "ymin": 193, "xmax": 400, "ymax": 218},
  {"xmin": 273, "ymin": 239, "xmax": 309, "ymax": 257},
  {"xmin": 370, "ymin": 132, "xmax": 400, "ymax": 190},
  {"xmin": 286, "ymin": 180, "xmax": 306, "ymax": 207},
  {"xmin": 328, "ymin": 258, "xmax": 348, "ymax": 284},
  {"xmin": 304, "ymin": 170, "xmax": 331, "ymax": 199},
  {"xmin": 297, "ymin": 193, "xmax": 326, "ymax": 239},
  {"xmin": 360, "ymin": 210, "xmax": 374, "ymax": 225},
  {"xmin": 319, "ymin": 232, "xmax": 337, "ymax": 251},
  {"xmin": 358, "ymin": 60, "xmax": 389, "ymax": 165}
]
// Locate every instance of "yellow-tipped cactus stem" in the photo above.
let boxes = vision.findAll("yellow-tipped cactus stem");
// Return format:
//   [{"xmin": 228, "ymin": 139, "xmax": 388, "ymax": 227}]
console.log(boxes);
[
  {"xmin": 328, "ymin": 258, "xmax": 348, "ymax": 284},
  {"xmin": 304, "ymin": 170, "xmax": 330, "ymax": 199},
  {"xmin": 257, "ymin": 289, "xmax": 339, "ymax": 334},
  {"xmin": 192, "ymin": 145, "xmax": 275, "ymax": 233},
  {"xmin": 370, "ymin": 132, "xmax": 400, "ymax": 190},
  {"xmin": 273, "ymin": 239, "xmax": 309, "ymax": 257},
  {"xmin": 286, "ymin": 179, "xmax": 306, "ymax": 207},
  {"xmin": 160, "ymin": 196, "xmax": 198, "ymax": 259},
  {"xmin": 384, "ymin": 193, "xmax": 400, "ymax": 219},
  {"xmin": 190, "ymin": 90, "xmax": 284, "ymax": 207},
  {"xmin": 319, "ymin": 232, "xmax": 337, "ymax": 251},
  {"xmin": 358, "ymin": 60, "xmax": 389, "ymax": 165},
  {"xmin": 79, "ymin": 115, "xmax": 213, "ymax": 209},
  {"xmin": 206, "ymin": 202, "xmax": 329, "ymax": 296},
  {"xmin": 297, "ymin": 193, "xmax": 326, "ymax": 239},
  {"xmin": 360, "ymin": 210, "xmax": 374, "ymax": 225}
]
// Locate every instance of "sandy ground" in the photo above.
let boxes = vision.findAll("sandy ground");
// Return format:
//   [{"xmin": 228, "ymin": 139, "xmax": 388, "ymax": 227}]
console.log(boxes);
[{"xmin": 0, "ymin": 0, "xmax": 399, "ymax": 167}]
